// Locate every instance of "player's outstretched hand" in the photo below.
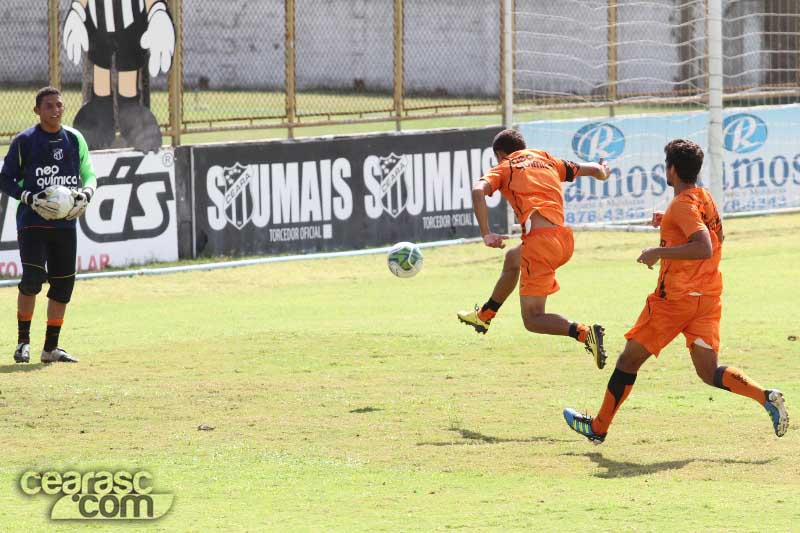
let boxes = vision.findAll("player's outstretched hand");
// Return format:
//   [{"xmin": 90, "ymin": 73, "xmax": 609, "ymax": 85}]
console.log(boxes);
[
  {"xmin": 63, "ymin": 1, "xmax": 89, "ymax": 66},
  {"xmin": 596, "ymin": 158, "xmax": 611, "ymax": 181},
  {"xmin": 651, "ymin": 211, "xmax": 664, "ymax": 228},
  {"xmin": 140, "ymin": 1, "xmax": 175, "ymax": 77},
  {"xmin": 482, "ymin": 233, "xmax": 508, "ymax": 249},
  {"xmin": 637, "ymin": 248, "xmax": 660, "ymax": 269}
]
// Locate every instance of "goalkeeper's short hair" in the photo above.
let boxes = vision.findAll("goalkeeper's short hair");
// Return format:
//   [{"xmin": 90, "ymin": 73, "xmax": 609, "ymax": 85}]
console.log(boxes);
[
  {"xmin": 493, "ymin": 129, "xmax": 526, "ymax": 155},
  {"xmin": 35, "ymin": 86, "xmax": 61, "ymax": 108}
]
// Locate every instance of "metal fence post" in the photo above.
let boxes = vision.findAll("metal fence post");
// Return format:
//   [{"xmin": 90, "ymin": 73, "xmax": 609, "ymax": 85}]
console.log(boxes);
[
  {"xmin": 286, "ymin": 0, "xmax": 297, "ymax": 139},
  {"xmin": 393, "ymin": 0, "xmax": 404, "ymax": 132},
  {"xmin": 48, "ymin": 0, "xmax": 61, "ymax": 89},
  {"xmin": 607, "ymin": 0, "xmax": 617, "ymax": 117},
  {"xmin": 501, "ymin": 0, "xmax": 513, "ymax": 128},
  {"xmin": 707, "ymin": 0, "xmax": 724, "ymax": 209},
  {"xmin": 169, "ymin": 0, "xmax": 183, "ymax": 146}
]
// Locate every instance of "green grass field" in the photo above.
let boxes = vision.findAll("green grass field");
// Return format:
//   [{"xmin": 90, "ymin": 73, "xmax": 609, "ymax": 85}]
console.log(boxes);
[{"xmin": 0, "ymin": 213, "xmax": 797, "ymax": 531}]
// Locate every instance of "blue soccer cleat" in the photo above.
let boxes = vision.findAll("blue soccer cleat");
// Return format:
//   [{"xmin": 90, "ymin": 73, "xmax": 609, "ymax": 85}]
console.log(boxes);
[
  {"xmin": 764, "ymin": 389, "xmax": 789, "ymax": 437},
  {"xmin": 563, "ymin": 408, "xmax": 606, "ymax": 444}
]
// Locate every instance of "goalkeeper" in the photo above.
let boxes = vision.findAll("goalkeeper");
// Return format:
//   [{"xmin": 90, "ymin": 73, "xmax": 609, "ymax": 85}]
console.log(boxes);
[{"xmin": 0, "ymin": 87, "xmax": 97, "ymax": 364}]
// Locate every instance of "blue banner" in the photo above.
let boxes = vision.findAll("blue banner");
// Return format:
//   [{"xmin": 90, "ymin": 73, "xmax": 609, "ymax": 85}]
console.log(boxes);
[{"xmin": 519, "ymin": 104, "xmax": 800, "ymax": 223}]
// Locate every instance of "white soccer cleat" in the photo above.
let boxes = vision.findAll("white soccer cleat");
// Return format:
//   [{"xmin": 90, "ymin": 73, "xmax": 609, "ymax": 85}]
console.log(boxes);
[
  {"xmin": 14, "ymin": 343, "xmax": 30, "ymax": 363},
  {"xmin": 40, "ymin": 348, "xmax": 79, "ymax": 364}
]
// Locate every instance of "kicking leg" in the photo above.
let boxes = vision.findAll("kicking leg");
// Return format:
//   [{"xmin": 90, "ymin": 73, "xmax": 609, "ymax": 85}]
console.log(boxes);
[
  {"xmin": 457, "ymin": 244, "xmax": 520, "ymax": 334},
  {"xmin": 520, "ymin": 294, "xmax": 606, "ymax": 368}
]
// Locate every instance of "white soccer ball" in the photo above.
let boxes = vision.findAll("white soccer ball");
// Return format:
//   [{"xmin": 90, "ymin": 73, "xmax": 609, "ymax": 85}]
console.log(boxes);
[
  {"xmin": 387, "ymin": 241, "xmax": 424, "ymax": 278},
  {"xmin": 44, "ymin": 185, "xmax": 75, "ymax": 220}
]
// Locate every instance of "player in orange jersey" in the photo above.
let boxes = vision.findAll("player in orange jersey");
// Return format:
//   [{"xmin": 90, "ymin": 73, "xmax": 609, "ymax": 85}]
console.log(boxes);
[
  {"xmin": 563, "ymin": 139, "xmax": 789, "ymax": 443},
  {"xmin": 461, "ymin": 129, "xmax": 611, "ymax": 368}
]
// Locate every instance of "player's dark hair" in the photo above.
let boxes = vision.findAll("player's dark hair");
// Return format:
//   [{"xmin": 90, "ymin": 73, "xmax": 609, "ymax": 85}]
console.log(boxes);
[
  {"xmin": 664, "ymin": 139, "xmax": 704, "ymax": 183},
  {"xmin": 492, "ymin": 129, "xmax": 526, "ymax": 155},
  {"xmin": 35, "ymin": 86, "xmax": 61, "ymax": 108}
]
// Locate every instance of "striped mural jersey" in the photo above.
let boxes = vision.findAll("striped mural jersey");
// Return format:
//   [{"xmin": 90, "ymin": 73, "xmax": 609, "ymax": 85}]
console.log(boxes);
[
  {"xmin": 480, "ymin": 149, "xmax": 579, "ymax": 226},
  {"xmin": 656, "ymin": 187, "xmax": 723, "ymax": 299},
  {"xmin": 86, "ymin": 0, "xmax": 147, "ymax": 32}
]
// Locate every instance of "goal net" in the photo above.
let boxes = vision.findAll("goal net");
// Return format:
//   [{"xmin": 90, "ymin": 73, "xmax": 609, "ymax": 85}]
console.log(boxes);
[{"xmin": 511, "ymin": 0, "xmax": 800, "ymax": 225}]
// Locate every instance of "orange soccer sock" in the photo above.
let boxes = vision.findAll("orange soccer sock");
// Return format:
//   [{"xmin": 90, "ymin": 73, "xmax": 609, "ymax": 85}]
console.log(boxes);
[
  {"xmin": 592, "ymin": 368, "xmax": 637, "ymax": 434},
  {"xmin": 569, "ymin": 323, "xmax": 590, "ymax": 343},
  {"xmin": 713, "ymin": 366, "xmax": 766, "ymax": 404},
  {"xmin": 477, "ymin": 298, "xmax": 502, "ymax": 323}
]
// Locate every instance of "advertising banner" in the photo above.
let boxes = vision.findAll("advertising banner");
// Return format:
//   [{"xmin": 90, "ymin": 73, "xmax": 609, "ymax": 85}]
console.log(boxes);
[
  {"xmin": 0, "ymin": 150, "xmax": 178, "ymax": 277},
  {"xmin": 519, "ymin": 104, "xmax": 800, "ymax": 223},
  {"xmin": 190, "ymin": 127, "xmax": 507, "ymax": 256}
]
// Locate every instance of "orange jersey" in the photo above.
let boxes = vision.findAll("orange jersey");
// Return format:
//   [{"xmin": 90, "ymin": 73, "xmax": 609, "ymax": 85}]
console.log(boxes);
[
  {"xmin": 655, "ymin": 187, "xmax": 723, "ymax": 299},
  {"xmin": 480, "ymin": 149, "xmax": 579, "ymax": 226}
]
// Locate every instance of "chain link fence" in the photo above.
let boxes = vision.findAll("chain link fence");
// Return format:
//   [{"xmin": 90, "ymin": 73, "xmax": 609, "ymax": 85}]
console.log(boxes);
[
  {"xmin": 0, "ymin": 0, "xmax": 506, "ymax": 144},
  {"xmin": 0, "ymin": 3, "xmax": 51, "ymax": 139},
  {"xmin": 1, "ymin": 0, "xmax": 798, "ymax": 145}
]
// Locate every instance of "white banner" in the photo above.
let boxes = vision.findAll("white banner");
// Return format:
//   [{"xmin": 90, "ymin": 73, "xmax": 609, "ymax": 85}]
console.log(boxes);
[
  {"xmin": 519, "ymin": 104, "xmax": 800, "ymax": 224},
  {"xmin": 0, "ymin": 149, "xmax": 178, "ymax": 277}
]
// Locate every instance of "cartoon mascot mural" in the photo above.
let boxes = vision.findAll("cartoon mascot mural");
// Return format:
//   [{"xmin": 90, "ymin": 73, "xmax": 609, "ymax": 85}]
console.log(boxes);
[{"xmin": 63, "ymin": 0, "xmax": 175, "ymax": 153}]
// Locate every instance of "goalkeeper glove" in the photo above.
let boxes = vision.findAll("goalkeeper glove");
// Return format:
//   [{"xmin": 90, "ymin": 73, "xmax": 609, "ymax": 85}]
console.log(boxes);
[
  {"xmin": 20, "ymin": 190, "xmax": 61, "ymax": 220},
  {"xmin": 65, "ymin": 187, "xmax": 94, "ymax": 221}
]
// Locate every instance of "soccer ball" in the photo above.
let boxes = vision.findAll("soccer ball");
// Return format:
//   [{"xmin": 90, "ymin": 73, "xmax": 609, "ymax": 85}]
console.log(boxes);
[
  {"xmin": 387, "ymin": 241, "xmax": 424, "ymax": 278},
  {"xmin": 43, "ymin": 185, "xmax": 75, "ymax": 220}
]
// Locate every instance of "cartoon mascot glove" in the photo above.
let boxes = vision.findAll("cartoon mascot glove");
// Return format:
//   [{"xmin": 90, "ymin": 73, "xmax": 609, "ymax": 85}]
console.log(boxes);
[{"xmin": 140, "ymin": 2, "xmax": 175, "ymax": 77}]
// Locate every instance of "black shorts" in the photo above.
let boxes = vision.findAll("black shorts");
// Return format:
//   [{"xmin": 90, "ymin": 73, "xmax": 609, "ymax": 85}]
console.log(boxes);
[
  {"xmin": 87, "ymin": 20, "xmax": 148, "ymax": 71},
  {"xmin": 18, "ymin": 228, "xmax": 77, "ymax": 281}
]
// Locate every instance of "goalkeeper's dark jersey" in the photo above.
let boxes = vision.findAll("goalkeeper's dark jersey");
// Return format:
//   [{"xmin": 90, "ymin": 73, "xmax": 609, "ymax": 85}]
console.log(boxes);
[{"xmin": 0, "ymin": 125, "xmax": 97, "ymax": 230}]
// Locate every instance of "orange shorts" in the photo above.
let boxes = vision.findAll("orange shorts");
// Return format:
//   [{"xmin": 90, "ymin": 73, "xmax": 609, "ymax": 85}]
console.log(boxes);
[
  {"xmin": 519, "ymin": 226, "xmax": 574, "ymax": 297},
  {"xmin": 625, "ymin": 293, "xmax": 721, "ymax": 356}
]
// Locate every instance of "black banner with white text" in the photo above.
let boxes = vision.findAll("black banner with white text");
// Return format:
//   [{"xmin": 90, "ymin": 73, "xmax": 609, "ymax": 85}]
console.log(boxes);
[{"xmin": 190, "ymin": 127, "xmax": 507, "ymax": 256}]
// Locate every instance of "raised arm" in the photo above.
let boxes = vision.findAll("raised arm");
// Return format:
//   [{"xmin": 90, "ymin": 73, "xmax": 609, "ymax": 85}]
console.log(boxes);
[{"xmin": 576, "ymin": 159, "xmax": 611, "ymax": 181}]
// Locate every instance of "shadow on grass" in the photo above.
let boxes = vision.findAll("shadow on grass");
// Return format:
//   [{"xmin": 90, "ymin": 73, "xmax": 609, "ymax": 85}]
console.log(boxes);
[
  {"xmin": 349, "ymin": 407, "xmax": 382, "ymax": 414},
  {"xmin": 417, "ymin": 427, "xmax": 571, "ymax": 446},
  {"xmin": 0, "ymin": 363, "xmax": 46, "ymax": 374},
  {"xmin": 565, "ymin": 451, "xmax": 776, "ymax": 478}
]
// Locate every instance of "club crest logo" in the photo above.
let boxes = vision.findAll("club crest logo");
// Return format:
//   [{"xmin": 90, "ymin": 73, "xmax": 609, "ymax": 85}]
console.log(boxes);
[
  {"xmin": 53, "ymin": 148, "xmax": 63, "ymax": 161},
  {"xmin": 219, "ymin": 163, "xmax": 254, "ymax": 229},
  {"xmin": 377, "ymin": 153, "xmax": 408, "ymax": 218}
]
